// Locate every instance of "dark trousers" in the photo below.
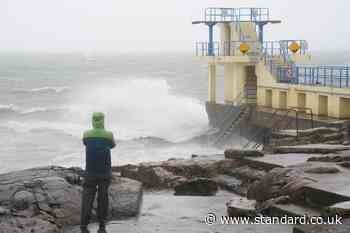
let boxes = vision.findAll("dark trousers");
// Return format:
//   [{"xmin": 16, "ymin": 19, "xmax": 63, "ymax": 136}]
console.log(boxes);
[{"xmin": 80, "ymin": 176, "xmax": 110, "ymax": 227}]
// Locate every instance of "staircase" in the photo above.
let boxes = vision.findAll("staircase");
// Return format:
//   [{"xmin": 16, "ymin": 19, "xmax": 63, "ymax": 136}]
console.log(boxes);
[
  {"xmin": 245, "ymin": 66, "xmax": 257, "ymax": 105},
  {"xmin": 213, "ymin": 104, "xmax": 251, "ymax": 146}
]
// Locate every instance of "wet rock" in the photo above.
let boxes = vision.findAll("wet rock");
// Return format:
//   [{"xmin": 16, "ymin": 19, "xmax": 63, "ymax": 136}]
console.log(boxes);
[
  {"xmin": 225, "ymin": 149, "xmax": 264, "ymax": 159},
  {"xmin": 116, "ymin": 158, "xmax": 240, "ymax": 187},
  {"xmin": 13, "ymin": 190, "xmax": 35, "ymax": 210},
  {"xmin": 174, "ymin": 178, "xmax": 218, "ymax": 196},
  {"xmin": 212, "ymin": 175, "xmax": 246, "ymax": 196},
  {"xmin": 0, "ymin": 166, "xmax": 143, "ymax": 232},
  {"xmin": 226, "ymin": 198, "xmax": 257, "ymax": 217},
  {"xmin": 226, "ymin": 166, "xmax": 266, "ymax": 181},
  {"xmin": 0, "ymin": 206, "xmax": 10, "ymax": 215},
  {"xmin": 256, "ymin": 195, "xmax": 291, "ymax": 212},
  {"xmin": 108, "ymin": 176, "xmax": 143, "ymax": 218},
  {"xmin": 304, "ymin": 166, "xmax": 340, "ymax": 174},
  {"xmin": 308, "ymin": 154, "xmax": 350, "ymax": 162},
  {"xmin": 0, "ymin": 216, "xmax": 61, "ymax": 233},
  {"xmin": 273, "ymin": 144, "xmax": 350, "ymax": 154},
  {"xmin": 247, "ymin": 167, "xmax": 315, "ymax": 202},
  {"xmin": 322, "ymin": 201, "xmax": 350, "ymax": 218},
  {"xmin": 338, "ymin": 162, "xmax": 350, "ymax": 168},
  {"xmin": 136, "ymin": 166, "xmax": 185, "ymax": 188}
]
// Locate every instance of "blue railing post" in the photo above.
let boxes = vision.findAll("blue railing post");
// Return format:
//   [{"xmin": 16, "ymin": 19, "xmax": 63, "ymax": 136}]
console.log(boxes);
[
  {"xmin": 207, "ymin": 23, "xmax": 215, "ymax": 56},
  {"xmin": 347, "ymin": 66, "xmax": 349, "ymax": 87}
]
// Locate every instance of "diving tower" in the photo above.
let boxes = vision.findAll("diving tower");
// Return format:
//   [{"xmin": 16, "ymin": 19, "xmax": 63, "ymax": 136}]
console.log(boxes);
[{"xmin": 193, "ymin": 7, "xmax": 350, "ymax": 121}]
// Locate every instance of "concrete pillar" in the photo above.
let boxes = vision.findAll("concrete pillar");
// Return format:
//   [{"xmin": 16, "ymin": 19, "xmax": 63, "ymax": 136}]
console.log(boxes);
[
  {"xmin": 223, "ymin": 63, "xmax": 246, "ymax": 105},
  {"xmin": 208, "ymin": 63, "xmax": 216, "ymax": 103},
  {"xmin": 272, "ymin": 89, "xmax": 280, "ymax": 109},
  {"xmin": 328, "ymin": 95, "xmax": 340, "ymax": 118},
  {"xmin": 306, "ymin": 93, "xmax": 318, "ymax": 115},
  {"xmin": 219, "ymin": 23, "xmax": 231, "ymax": 56},
  {"xmin": 287, "ymin": 87, "xmax": 298, "ymax": 108}
]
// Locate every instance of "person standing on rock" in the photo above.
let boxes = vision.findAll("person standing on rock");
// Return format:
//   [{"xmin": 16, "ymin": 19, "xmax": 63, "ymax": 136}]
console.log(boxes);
[{"xmin": 81, "ymin": 112, "xmax": 116, "ymax": 233}]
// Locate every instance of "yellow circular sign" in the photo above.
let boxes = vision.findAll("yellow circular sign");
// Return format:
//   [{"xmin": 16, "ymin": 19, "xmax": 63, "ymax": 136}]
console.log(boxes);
[
  {"xmin": 288, "ymin": 42, "xmax": 300, "ymax": 53},
  {"xmin": 239, "ymin": 43, "xmax": 250, "ymax": 54}
]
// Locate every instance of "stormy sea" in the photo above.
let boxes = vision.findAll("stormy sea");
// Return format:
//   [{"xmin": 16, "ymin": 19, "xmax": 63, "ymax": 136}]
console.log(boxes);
[{"xmin": 0, "ymin": 51, "xmax": 349, "ymax": 173}]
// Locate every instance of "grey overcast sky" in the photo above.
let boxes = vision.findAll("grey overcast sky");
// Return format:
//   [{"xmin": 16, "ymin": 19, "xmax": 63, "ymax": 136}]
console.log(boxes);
[{"xmin": 0, "ymin": 0, "xmax": 348, "ymax": 53}]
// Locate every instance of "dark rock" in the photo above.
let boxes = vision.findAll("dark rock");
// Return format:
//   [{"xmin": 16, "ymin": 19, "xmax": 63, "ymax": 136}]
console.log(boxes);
[
  {"xmin": 13, "ymin": 190, "xmax": 35, "ymax": 210},
  {"xmin": 273, "ymin": 145, "xmax": 350, "ymax": 154},
  {"xmin": 256, "ymin": 195, "xmax": 291, "ymax": 212},
  {"xmin": 174, "ymin": 178, "xmax": 218, "ymax": 196},
  {"xmin": 116, "ymin": 158, "xmax": 241, "ymax": 186},
  {"xmin": 226, "ymin": 198, "xmax": 257, "ymax": 217},
  {"xmin": 225, "ymin": 149, "xmax": 264, "ymax": 159},
  {"xmin": 212, "ymin": 175, "xmax": 246, "ymax": 196},
  {"xmin": 0, "ymin": 206, "xmax": 10, "ymax": 215},
  {"xmin": 226, "ymin": 166, "xmax": 266, "ymax": 181},
  {"xmin": 0, "ymin": 216, "xmax": 61, "ymax": 233},
  {"xmin": 247, "ymin": 167, "xmax": 316, "ymax": 202},
  {"xmin": 304, "ymin": 166, "xmax": 340, "ymax": 174},
  {"xmin": 338, "ymin": 162, "xmax": 350, "ymax": 168},
  {"xmin": 322, "ymin": 201, "xmax": 350, "ymax": 218},
  {"xmin": 308, "ymin": 154, "xmax": 350, "ymax": 162},
  {"xmin": 0, "ymin": 166, "xmax": 143, "ymax": 232},
  {"xmin": 136, "ymin": 166, "xmax": 185, "ymax": 188}
]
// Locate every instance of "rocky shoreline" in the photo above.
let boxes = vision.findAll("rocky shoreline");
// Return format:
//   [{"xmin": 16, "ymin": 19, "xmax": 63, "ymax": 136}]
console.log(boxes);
[
  {"xmin": 1, "ymin": 127, "xmax": 350, "ymax": 233},
  {"xmin": 0, "ymin": 167, "xmax": 142, "ymax": 233}
]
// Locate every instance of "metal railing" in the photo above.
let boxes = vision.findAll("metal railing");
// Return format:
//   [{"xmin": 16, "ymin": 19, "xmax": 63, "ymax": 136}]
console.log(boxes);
[
  {"xmin": 195, "ymin": 40, "xmax": 308, "ymax": 58},
  {"xmin": 276, "ymin": 65, "xmax": 350, "ymax": 88},
  {"xmin": 195, "ymin": 41, "xmax": 261, "ymax": 57},
  {"xmin": 204, "ymin": 8, "xmax": 270, "ymax": 22}
]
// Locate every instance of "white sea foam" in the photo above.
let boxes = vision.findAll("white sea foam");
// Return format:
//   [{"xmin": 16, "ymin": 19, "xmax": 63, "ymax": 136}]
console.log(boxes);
[
  {"xmin": 66, "ymin": 78, "xmax": 210, "ymax": 142},
  {"xmin": 12, "ymin": 86, "xmax": 71, "ymax": 94},
  {"xmin": 0, "ymin": 104, "xmax": 68, "ymax": 115}
]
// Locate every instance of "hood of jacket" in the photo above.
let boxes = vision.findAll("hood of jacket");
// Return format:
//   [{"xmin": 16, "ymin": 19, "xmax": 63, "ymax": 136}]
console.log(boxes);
[{"xmin": 92, "ymin": 112, "xmax": 105, "ymax": 129}]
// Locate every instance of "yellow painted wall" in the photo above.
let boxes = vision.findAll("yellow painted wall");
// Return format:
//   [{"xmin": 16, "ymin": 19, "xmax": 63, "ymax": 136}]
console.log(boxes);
[
  {"xmin": 318, "ymin": 95, "xmax": 328, "ymax": 116},
  {"xmin": 279, "ymin": 91, "xmax": 288, "ymax": 109},
  {"xmin": 208, "ymin": 63, "xmax": 216, "ymax": 103},
  {"xmin": 265, "ymin": 89, "xmax": 273, "ymax": 107},
  {"xmin": 339, "ymin": 97, "xmax": 350, "ymax": 118},
  {"xmin": 255, "ymin": 60, "xmax": 350, "ymax": 119},
  {"xmin": 219, "ymin": 23, "xmax": 231, "ymax": 56},
  {"xmin": 223, "ymin": 63, "xmax": 246, "ymax": 104}
]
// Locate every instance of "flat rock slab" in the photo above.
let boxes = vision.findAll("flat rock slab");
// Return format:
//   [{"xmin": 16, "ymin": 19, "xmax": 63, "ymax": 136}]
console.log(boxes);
[
  {"xmin": 225, "ymin": 149, "xmax": 264, "ymax": 159},
  {"xmin": 0, "ymin": 166, "xmax": 142, "ymax": 232},
  {"xmin": 323, "ymin": 201, "xmax": 350, "ymax": 218},
  {"xmin": 293, "ymin": 219, "xmax": 350, "ymax": 233},
  {"xmin": 226, "ymin": 198, "xmax": 257, "ymax": 217},
  {"xmin": 212, "ymin": 175, "xmax": 246, "ymax": 196},
  {"xmin": 273, "ymin": 144, "xmax": 350, "ymax": 154},
  {"xmin": 174, "ymin": 178, "xmax": 218, "ymax": 196}
]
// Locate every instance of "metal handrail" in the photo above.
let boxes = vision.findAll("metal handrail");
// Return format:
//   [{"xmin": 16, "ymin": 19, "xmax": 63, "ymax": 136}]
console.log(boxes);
[
  {"xmin": 277, "ymin": 65, "xmax": 350, "ymax": 88},
  {"xmin": 244, "ymin": 106, "xmax": 314, "ymax": 149},
  {"xmin": 204, "ymin": 8, "xmax": 270, "ymax": 22},
  {"xmin": 195, "ymin": 41, "xmax": 262, "ymax": 56}
]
